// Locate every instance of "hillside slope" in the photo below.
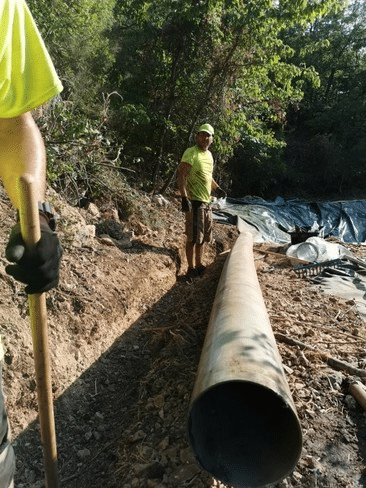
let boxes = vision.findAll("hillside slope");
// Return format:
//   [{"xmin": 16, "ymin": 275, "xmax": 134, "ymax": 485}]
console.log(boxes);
[{"xmin": 1, "ymin": 185, "xmax": 366, "ymax": 488}]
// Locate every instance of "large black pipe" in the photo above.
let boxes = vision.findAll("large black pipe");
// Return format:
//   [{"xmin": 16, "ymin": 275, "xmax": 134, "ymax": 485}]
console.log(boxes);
[{"xmin": 188, "ymin": 231, "xmax": 302, "ymax": 487}]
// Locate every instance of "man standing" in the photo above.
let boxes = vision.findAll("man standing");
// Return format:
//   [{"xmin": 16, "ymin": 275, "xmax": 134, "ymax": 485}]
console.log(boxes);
[
  {"xmin": 178, "ymin": 123, "xmax": 226, "ymax": 281},
  {"xmin": 0, "ymin": 1, "xmax": 63, "ymax": 485}
]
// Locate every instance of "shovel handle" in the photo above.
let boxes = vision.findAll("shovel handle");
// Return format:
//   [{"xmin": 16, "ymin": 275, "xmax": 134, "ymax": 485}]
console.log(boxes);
[{"xmin": 18, "ymin": 175, "xmax": 59, "ymax": 488}]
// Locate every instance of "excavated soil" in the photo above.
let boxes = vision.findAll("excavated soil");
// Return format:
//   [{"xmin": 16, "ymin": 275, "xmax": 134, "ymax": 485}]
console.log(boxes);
[{"xmin": 1, "ymin": 185, "xmax": 366, "ymax": 488}]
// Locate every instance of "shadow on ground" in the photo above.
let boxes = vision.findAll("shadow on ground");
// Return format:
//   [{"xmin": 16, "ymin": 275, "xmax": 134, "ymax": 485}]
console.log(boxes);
[{"xmin": 12, "ymin": 259, "xmax": 224, "ymax": 488}]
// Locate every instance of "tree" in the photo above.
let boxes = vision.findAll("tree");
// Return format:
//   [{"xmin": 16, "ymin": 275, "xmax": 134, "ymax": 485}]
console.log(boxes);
[
  {"xmin": 109, "ymin": 0, "xmax": 341, "ymax": 192},
  {"xmin": 283, "ymin": 0, "xmax": 366, "ymax": 197},
  {"xmin": 27, "ymin": 0, "xmax": 116, "ymax": 109},
  {"xmin": 26, "ymin": 0, "xmax": 121, "ymax": 205}
]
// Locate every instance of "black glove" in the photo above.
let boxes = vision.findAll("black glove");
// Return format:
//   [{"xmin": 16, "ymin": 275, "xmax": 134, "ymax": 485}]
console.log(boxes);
[
  {"xmin": 215, "ymin": 188, "xmax": 227, "ymax": 199},
  {"xmin": 181, "ymin": 196, "xmax": 192, "ymax": 213},
  {"xmin": 5, "ymin": 215, "xmax": 63, "ymax": 294}
]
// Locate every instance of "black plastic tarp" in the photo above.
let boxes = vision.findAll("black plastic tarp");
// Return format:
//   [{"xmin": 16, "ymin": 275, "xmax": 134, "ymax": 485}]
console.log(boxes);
[{"xmin": 213, "ymin": 197, "xmax": 366, "ymax": 244}]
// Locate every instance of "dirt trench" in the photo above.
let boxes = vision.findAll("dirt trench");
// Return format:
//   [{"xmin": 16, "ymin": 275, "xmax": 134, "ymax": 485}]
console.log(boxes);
[{"xmin": 1, "ymin": 189, "xmax": 366, "ymax": 487}]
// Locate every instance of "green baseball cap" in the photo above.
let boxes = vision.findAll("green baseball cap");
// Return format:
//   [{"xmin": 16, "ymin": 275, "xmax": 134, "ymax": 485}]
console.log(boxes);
[{"xmin": 197, "ymin": 123, "xmax": 214, "ymax": 136}]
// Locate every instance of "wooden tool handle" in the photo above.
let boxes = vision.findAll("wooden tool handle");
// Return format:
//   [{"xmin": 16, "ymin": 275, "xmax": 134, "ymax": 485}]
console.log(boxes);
[{"xmin": 18, "ymin": 175, "xmax": 59, "ymax": 488}]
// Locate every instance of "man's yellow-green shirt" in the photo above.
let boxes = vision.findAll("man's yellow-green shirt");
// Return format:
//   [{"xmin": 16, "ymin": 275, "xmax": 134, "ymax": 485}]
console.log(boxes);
[
  {"xmin": 181, "ymin": 145, "xmax": 214, "ymax": 204},
  {"xmin": 0, "ymin": 0, "xmax": 63, "ymax": 118}
]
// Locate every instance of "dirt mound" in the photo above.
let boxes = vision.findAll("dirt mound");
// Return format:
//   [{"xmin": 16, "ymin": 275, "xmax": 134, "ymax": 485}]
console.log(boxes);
[{"xmin": 1, "ymin": 185, "xmax": 366, "ymax": 488}]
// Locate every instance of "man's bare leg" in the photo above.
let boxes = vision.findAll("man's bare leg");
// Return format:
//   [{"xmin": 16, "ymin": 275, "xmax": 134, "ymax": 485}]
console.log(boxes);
[
  {"xmin": 186, "ymin": 241, "xmax": 195, "ymax": 270},
  {"xmin": 195, "ymin": 243, "xmax": 204, "ymax": 268}
]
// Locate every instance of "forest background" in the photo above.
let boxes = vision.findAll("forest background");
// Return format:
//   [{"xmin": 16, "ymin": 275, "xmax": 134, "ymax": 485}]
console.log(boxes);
[{"xmin": 27, "ymin": 0, "xmax": 366, "ymax": 215}]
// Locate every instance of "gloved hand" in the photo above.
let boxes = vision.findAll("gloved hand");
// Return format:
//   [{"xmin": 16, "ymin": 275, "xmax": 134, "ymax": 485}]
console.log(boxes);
[
  {"xmin": 5, "ymin": 215, "xmax": 63, "ymax": 294},
  {"xmin": 215, "ymin": 188, "xmax": 227, "ymax": 199},
  {"xmin": 181, "ymin": 196, "xmax": 192, "ymax": 213}
]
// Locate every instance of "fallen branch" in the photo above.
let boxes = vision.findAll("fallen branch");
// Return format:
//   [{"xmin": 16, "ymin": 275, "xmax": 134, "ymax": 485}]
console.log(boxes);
[
  {"xmin": 255, "ymin": 248, "xmax": 310, "ymax": 265},
  {"xmin": 275, "ymin": 332, "xmax": 366, "ymax": 377},
  {"xmin": 314, "ymin": 324, "xmax": 365, "ymax": 342},
  {"xmin": 97, "ymin": 162, "xmax": 135, "ymax": 173}
]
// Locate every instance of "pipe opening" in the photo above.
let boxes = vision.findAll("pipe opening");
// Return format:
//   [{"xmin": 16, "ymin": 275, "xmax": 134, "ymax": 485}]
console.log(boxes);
[{"xmin": 188, "ymin": 381, "xmax": 302, "ymax": 488}]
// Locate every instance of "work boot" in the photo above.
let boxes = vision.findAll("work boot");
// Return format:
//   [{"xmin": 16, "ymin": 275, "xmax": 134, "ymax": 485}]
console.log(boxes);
[
  {"xmin": 196, "ymin": 265, "xmax": 206, "ymax": 277},
  {"xmin": 185, "ymin": 268, "xmax": 198, "ymax": 282}
]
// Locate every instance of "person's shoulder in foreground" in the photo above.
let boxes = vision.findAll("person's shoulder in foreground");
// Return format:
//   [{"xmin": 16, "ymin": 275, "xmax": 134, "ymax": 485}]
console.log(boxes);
[{"xmin": 0, "ymin": 0, "xmax": 63, "ymax": 118}]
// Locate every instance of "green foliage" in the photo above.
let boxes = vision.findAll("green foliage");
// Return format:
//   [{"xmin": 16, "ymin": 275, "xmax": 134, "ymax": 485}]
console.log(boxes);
[
  {"xmin": 36, "ymin": 99, "xmax": 119, "ymax": 205},
  {"xmin": 110, "ymin": 0, "xmax": 339, "ymax": 190},
  {"xmin": 28, "ymin": 0, "xmax": 116, "ymax": 108},
  {"xmin": 27, "ymin": 0, "xmax": 364, "ymax": 204},
  {"xmin": 282, "ymin": 0, "xmax": 366, "ymax": 198},
  {"xmin": 229, "ymin": 122, "xmax": 287, "ymax": 197}
]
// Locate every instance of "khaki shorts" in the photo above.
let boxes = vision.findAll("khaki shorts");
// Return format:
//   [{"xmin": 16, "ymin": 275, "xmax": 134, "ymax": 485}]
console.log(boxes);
[{"xmin": 185, "ymin": 201, "xmax": 213, "ymax": 244}]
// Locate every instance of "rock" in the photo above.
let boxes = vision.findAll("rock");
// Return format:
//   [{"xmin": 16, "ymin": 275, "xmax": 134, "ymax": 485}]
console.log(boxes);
[
  {"xmin": 276, "ymin": 479, "xmax": 291, "ymax": 488},
  {"xmin": 328, "ymin": 372, "xmax": 344, "ymax": 390},
  {"xmin": 134, "ymin": 463, "xmax": 149, "ymax": 475},
  {"xmin": 60, "ymin": 210, "xmax": 96, "ymax": 247},
  {"xmin": 139, "ymin": 445, "xmax": 157, "ymax": 461},
  {"xmin": 99, "ymin": 236, "xmax": 116, "ymax": 247},
  {"xmin": 134, "ymin": 222, "xmax": 151, "ymax": 236},
  {"xmin": 171, "ymin": 464, "xmax": 200, "ymax": 485},
  {"xmin": 24, "ymin": 469, "xmax": 36, "ymax": 484},
  {"xmin": 96, "ymin": 219, "xmax": 126, "ymax": 240},
  {"xmin": 345, "ymin": 395, "xmax": 357, "ymax": 409},
  {"xmin": 152, "ymin": 194, "xmax": 169, "ymax": 207},
  {"xmin": 84, "ymin": 430, "xmax": 93, "ymax": 441},
  {"xmin": 147, "ymin": 480, "xmax": 166, "ymax": 488},
  {"xmin": 77, "ymin": 448, "xmax": 91, "ymax": 459},
  {"xmin": 87, "ymin": 202, "xmax": 101, "ymax": 218},
  {"xmin": 99, "ymin": 206, "xmax": 121, "ymax": 222},
  {"xmin": 99, "ymin": 234, "xmax": 132, "ymax": 249},
  {"xmin": 283, "ymin": 364, "xmax": 294, "ymax": 375},
  {"xmin": 111, "ymin": 208, "xmax": 120, "ymax": 221},
  {"xmin": 158, "ymin": 436, "xmax": 169, "ymax": 449},
  {"xmin": 164, "ymin": 446, "xmax": 178, "ymax": 462},
  {"xmin": 116, "ymin": 237, "xmax": 133, "ymax": 249},
  {"xmin": 145, "ymin": 461, "xmax": 165, "ymax": 479},
  {"xmin": 86, "ymin": 224, "xmax": 96, "ymax": 238},
  {"xmin": 18, "ymin": 482, "xmax": 43, "ymax": 488},
  {"xmin": 135, "ymin": 461, "xmax": 165, "ymax": 479},
  {"xmin": 180, "ymin": 447, "xmax": 195, "ymax": 464},
  {"xmin": 292, "ymin": 470, "xmax": 303, "ymax": 481},
  {"xmin": 131, "ymin": 430, "xmax": 145, "ymax": 442}
]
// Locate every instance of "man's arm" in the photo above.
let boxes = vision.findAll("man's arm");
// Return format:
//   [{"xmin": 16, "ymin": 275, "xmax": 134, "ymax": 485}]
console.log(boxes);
[
  {"xmin": 0, "ymin": 112, "xmax": 46, "ymax": 208},
  {"xmin": 211, "ymin": 178, "xmax": 227, "ymax": 198},
  {"xmin": 211, "ymin": 178, "xmax": 219, "ymax": 192},
  {"xmin": 177, "ymin": 161, "xmax": 191, "ymax": 197},
  {"xmin": 177, "ymin": 161, "xmax": 192, "ymax": 213},
  {"xmin": 0, "ymin": 112, "xmax": 63, "ymax": 295}
]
